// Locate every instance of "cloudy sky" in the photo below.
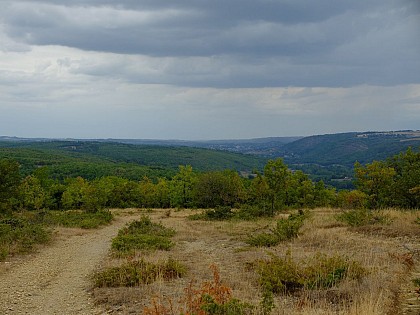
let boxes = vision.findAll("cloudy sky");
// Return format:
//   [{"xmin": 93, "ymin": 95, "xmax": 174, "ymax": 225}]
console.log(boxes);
[{"xmin": 0, "ymin": 0, "xmax": 419, "ymax": 140}]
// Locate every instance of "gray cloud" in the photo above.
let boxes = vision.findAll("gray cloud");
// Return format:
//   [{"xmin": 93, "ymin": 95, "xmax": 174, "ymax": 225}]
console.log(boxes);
[
  {"xmin": 1, "ymin": 0, "xmax": 419, "ymax": 88},
  {"xmin": 1, "ymin": 0, "xmax": 419, "ymax": 140}
]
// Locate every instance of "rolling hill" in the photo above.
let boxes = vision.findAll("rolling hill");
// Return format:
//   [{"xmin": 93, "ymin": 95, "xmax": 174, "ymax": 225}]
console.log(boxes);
[
  {"xmin": 1, "ymin": 130, "xmax": 418, "ymax": 188},
  {"xmin": 0, "ymin": 140, "xmax": 267, "ymax": 180}
]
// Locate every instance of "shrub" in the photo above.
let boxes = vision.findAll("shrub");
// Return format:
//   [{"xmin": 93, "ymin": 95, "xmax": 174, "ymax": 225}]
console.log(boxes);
[
  {"xmin": 255, "ymin": 250, "xmax": 366, "ymax": 294},
  {"xmin": 336, "ymin": 209, "xmax": 390, "ymax": 227},
  {"xmin": 111, "ymin": 216, "xmax": 175, "ymax": 255},
  {"xmin": 235, "ymin": 205, "xmax": 273, "ymax": 220},
  {"xmin": 142, "ymin": 265, "xmax": 254, "ymax": 315},
  {"xmin": 303, "ymin": 253, "xmax": 366, "ymax": 289},
  {"xmin": 246, "ymin": 232, "xmax": 281, "ymax": 247},
  {"xmin": 0, "ymin": 216, "xmax": 50, "ymax": 261},
  {"xmin": 93, "ymin": 258, "xmax": 186, "ymax": 287},
  {"xmin": 246, "ymin": 210, "xmax": 308, "ymax": 247},
  {"xmin": 123, "ymin": 216, "xmax": 175, "ymax": 237},
  {"xmin": 256, "ymin": 251, "xmax": 303, "ymax": 293},
  {"xmin": 189, "ymin": 206, "xmax": 235, "ymax": 221},
  {"xmin": 43, "ymin": 210, "xmax": 113, "ymax": 229},
  {"xmin": 273, "ymin": 211, "xmax": 307, "ymax": 240},
  {"xmin": 335, "ymin": 190, "xmax": 368, "ymax": 209}
]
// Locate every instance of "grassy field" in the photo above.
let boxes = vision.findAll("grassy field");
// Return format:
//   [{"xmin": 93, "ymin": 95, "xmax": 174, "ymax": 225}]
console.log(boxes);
[{"xmin": 91, "ymin": 208, "xmax": 420, "ymax": 314}]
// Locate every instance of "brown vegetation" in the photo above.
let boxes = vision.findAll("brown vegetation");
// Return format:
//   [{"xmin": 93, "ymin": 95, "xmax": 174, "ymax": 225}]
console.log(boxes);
[{"xmin": 92, "ymin": 208, "xmax": 420, "ymax": 315}]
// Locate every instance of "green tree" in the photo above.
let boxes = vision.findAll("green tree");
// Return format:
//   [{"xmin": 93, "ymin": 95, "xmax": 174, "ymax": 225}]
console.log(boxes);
[
  {"xmin": 313, "ymin": 180, "xmax": 335, "ymax": 207},
  {"xmin": 19, "ymin": 175, "xmax": 47, "ymax": 211},
  {"xmin": 287, "ymin": 170, "xmax": 315, "ymax": 207},
  {"xmin": 170, "ymin": 165, "xmax": 196, "ymax": 208},
  {"xmin": 61, "ymin": 177, "xmax": 89, "ymax": 210},
  {"xmin": 388, "ymin": 148, "xmax": 420, "ymax": 208},
  {"xmin": 137, "ymin": 176, "xmax": 157, "ymax": 208},
  {"xmin": 335, "ymin": 190, "xmax": 368, "ymax": 209},
  {"xmin": 155, "ymin": 178, "xmax": 170, "ymax": 208},
  {"xmin": 263, "ymin": 159, "xmax": 290, "ymax": 213},
  {"xmin": 0, "ymin": 159, "xmax": 21, "ymax": 213},
  {"xmin": 81, "ymin": 180, "xmax": 108, "ymax": 212},
  {"xmin": 193, "ymin": 170, "xmax": 245, "ymax": 208},
  {"xmin": 355, "ymin": 161, "xmax": 396, "ymax": 208},
  {"xmin": 247, "ymin": 172, "xmax": 272, "ymax": 214}
]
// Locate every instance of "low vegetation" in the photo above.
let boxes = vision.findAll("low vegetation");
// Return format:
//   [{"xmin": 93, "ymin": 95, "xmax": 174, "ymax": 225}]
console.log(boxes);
[
  {"xmin": 246, "ymin": 210, "xmax": 308, "ymax": 247},
  {"xmin": 43, "ymin": 209, "xmax": 113, "ymax": 229},
  {"xmin": 254, "ymin": 250, "xmax": 366, "ymax": 294},
  {"xmin": 111, "ymin": 216, "xmax": 175, "ymax": 255},
  {"xmin": 335, "ymin": 208, "xmax": 390, "ymax": 227},
  {"xmin": 142, "ymin": 265, "xmax": 254, "ymax": 315},
  {"xmin": 91, "ymin": 208, "xmax": 419, "ymax": 314},
  {"xmin": 0, "ymin": 209, "xmax": 113, "ymax": 261},
  {"xmin": 93, "ymin": 258, "xmax": 186, "ymax": 288},
  {"xmin": 0, "ymin": 216, "xmax": 50, "ymax": 261}
]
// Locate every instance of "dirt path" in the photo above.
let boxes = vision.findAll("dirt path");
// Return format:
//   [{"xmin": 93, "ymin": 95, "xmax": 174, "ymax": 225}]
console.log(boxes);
[{"xmin": 0, "ymin": 214, "xmax": 138, "ymax": 315}]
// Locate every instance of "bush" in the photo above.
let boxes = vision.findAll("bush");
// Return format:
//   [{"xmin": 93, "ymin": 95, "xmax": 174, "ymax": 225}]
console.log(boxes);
[
  {"xmin": 235, "ymin": 205, "xmax": 273, "ymax": 220},
  {"xmin": 43, "ymin": 210, "xmax": 113, "ymax": 229},
  {"xmin": 245, "ymin": 232, "xmax": 281, "ymax": 247},
  {"xmin": 336, "ymin": 209, "xmax": 390, "ymax": 227},
  {"xmin": 335, "ymin": 190, "xmax": 368, "ymax": 209},
  {"xmin": 246, "ymin": 210, "xmax": 308, "ymax": 247},
  {"xmin": 255, "ymin": 250, "xmax": 366, "ymax": 294},
  {"xmin": 189, "ymin": 206, "xmax": 235, "ymax": 221},
  {"xmin": 256, "ymin": 251, "xmax": 302, "ymax": 293},
  {"xmin": 142, "ymin": 265, "xmax": 254, "ymax": 315},
  {"xmin": 0, "ymin": 216, "xmax": 50, "ymax": 261},
  {"xmin": 111, "ymin": 216, "xmax": 175, "ymax": 255},
  {"xmin": 123, "ymin": 216, "xmax": 175, "ymax": 237},
  {"xmin": 273, "ymin": 211, "xmax": 307, "ymax": 240},
  {"xmin": 93, "ymin": 258, "xmax": 186, "ymax": 287}
]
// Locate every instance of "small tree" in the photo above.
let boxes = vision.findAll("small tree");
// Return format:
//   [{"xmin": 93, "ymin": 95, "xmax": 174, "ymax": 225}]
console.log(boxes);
[
  {"xmin": 19, "ymin": 175, "xmax": 47, "ymax": 211},
  {"xmin": 264, "ymin": 159, "xmax": 290, "ymax": 213},
  {"xmin": 170, "ymin": 165, "xmax": 196, "ymax": 208},
  {"xmin": 61, "ymin": 177, "xmax": 88, "ymax": 210},
  {"xmin": 354, "ymin": 161, "xmax": 396, "ymax": 209},
  {"xmin": 0, "ymin": 159, "xmax": 21, "ymax": 213}
]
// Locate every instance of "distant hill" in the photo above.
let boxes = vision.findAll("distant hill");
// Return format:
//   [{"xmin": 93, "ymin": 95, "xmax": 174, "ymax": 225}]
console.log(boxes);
[
  {"xmin": 1, "ymin": 131, "xmax": 419, "ymax": 189},
  {"xmin": 280, "ymin": 131, "xmax": 420, "ymax": 166},
  {"xmin": 0, "ymin": 140, "xmax": 267, "ymax": 180}
]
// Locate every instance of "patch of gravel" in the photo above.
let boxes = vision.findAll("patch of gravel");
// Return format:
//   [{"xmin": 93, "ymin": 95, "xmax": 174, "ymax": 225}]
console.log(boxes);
[{"xmin": 0, "ymin": 214, "xmax": 139, "ymax": 315}]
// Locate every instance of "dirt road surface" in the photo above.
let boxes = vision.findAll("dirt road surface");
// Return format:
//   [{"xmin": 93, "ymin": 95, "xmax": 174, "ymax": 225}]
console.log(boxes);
[{"xmin": 0, "ymin": 214, "xmax": 138, "ymax": 315}]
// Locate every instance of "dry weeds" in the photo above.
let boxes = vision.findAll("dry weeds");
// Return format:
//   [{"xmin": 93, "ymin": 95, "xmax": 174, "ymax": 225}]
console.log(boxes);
[{"xmin": 92, "ymin": 208, "xmax": 420, "ymax": 315}]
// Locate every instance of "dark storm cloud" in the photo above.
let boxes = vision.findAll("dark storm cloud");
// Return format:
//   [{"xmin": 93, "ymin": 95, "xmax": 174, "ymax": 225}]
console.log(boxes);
[{"xmin": 1, "ymin": 0, "xmax": 419, "ymax": 88}]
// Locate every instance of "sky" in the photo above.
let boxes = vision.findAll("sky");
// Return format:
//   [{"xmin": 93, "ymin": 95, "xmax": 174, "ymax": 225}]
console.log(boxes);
[{"xmin": 0, "ymin": 0, "xmax": 419, "ymax": 140}]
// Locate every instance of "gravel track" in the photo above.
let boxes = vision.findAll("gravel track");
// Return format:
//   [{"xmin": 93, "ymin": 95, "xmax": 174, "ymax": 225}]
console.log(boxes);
[{"xmin": 0, "ymin": 215, "xmax": 137, "ymax": 315}]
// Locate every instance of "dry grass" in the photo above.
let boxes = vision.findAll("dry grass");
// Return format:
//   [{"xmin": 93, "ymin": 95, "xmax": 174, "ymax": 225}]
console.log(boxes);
[{"xmin": 91, "ymin": 207, "xmax": 420, "ymax": 315}]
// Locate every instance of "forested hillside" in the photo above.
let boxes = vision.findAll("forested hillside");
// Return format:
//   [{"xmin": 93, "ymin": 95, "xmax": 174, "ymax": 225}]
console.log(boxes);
[
  {"xmin": 1, "ymin": 131, "xmax": 419, "ymax": 189},
  {"xmin": 281, "ymin": 131, "xmax": 420, "ymax": 166},
  {"xmin": 0, "ymin": 141, "xmax": 266, "ymax": 180}
]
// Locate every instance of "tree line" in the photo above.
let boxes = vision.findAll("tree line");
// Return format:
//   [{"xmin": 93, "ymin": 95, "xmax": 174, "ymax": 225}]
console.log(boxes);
[{"xmin": 1, "ymin": 148, "xmax": 419, "ymax": 214}]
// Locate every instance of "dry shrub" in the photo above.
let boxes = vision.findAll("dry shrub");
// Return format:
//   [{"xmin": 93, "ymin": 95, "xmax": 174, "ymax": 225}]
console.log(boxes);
[
  {"xmin": 142, "ymin": 264, "xmax": 254, "ymax": 315},
  {"xmin": 254, "ymin": 250, "xmax": 367, "ymax": 294},
  {"xmin": 92, "ymin": 208, "xmax": 419, "ymax": 315},
  {"xmin": 93, "ymin": 258, "xmax": 186, "ymax": 288}
]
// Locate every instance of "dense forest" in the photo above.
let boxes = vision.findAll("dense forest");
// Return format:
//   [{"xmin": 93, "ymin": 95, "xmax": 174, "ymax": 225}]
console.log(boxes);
[{"xmin": 0, "ymin": 141, "xmax": 266, "ymax": 181}]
